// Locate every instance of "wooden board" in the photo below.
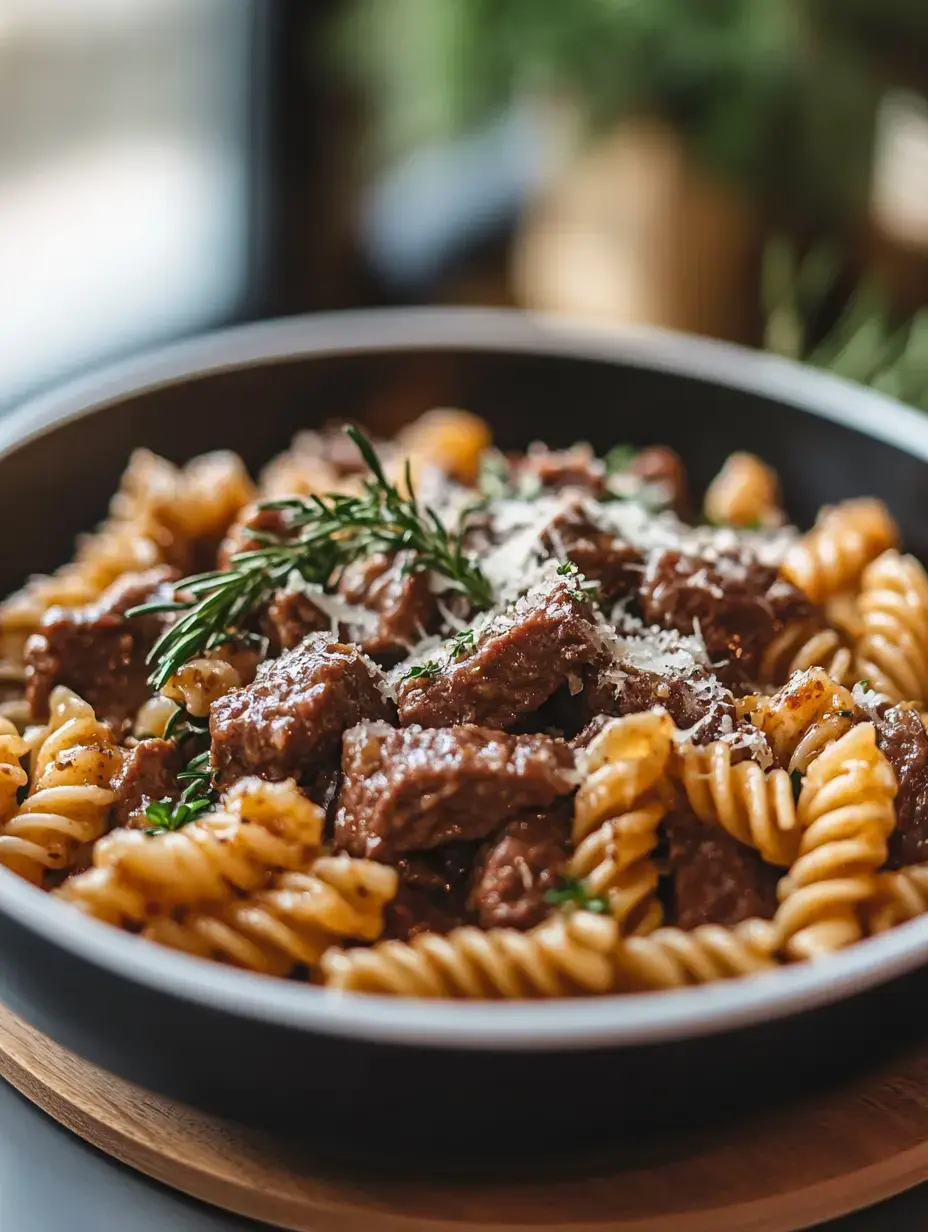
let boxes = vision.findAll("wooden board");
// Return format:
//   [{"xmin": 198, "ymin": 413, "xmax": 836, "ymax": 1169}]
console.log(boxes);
[{"xmin": 1, "ymin": 1002, "xmax": 928, "ymax": 1231}]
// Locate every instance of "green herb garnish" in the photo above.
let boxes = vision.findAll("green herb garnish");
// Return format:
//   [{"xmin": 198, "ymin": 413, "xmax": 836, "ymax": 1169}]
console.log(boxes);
[
  {"xmin": 162, "ymin": 703, "xmax": 209, "ymax": 743},
  {"xmin": 449, "ymin": 627, "xmax": 475, "ymax": 659},
  {"xmin": 544, "ymin": 876, "xmax": 610, "ymax": 915},
  {"xmin": 790, "ymin": 769, "xmax": 803, "ymax": 802},
  {"xmin": 856, "ymin": 679, "xmax": 870, "ymax": 690},
  {"xmin": 604, "ymin": 443, "xmax": 637, "ymax": 474},
  {"xmin": 403, "ymin": 659, "xmax": 440, "ymax": 683},
  {"xmin": 556, "ymin": 558, "xmax": 594, "ymax": 604},
  {"xmin": 129, "ymin": 427, "xmax": 493, "ymax": 689},
  {"xmin": 144, "ymin": 751, "xmax": 218, "ymax": 835}
]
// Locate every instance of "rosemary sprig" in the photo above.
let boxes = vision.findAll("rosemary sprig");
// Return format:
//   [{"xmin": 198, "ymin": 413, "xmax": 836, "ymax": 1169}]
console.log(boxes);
[
  {"xmin": 144, "ymin": 751, "xmax": 218, "ymax": 835},
  {"xmin": 129, "ymin": 426, "xmax": 493, "ymax": 689}
]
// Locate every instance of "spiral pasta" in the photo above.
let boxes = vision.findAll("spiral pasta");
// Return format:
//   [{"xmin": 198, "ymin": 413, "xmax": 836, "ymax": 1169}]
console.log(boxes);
[
  {"xmin": 161, "ymin": 656, "xmax": 244, "ymax": 718},
  {"xmin": 0, "ymin": 688, "xmax": 120, "ymax": 886},
  {"xmin": 677, "ymin": 740, "xmax": 798, "ymax": 866},
  {"xmin": 56, "ymin": 777, "xmax": 323, "ymax": 925},
  {"xmin": 570, "ymin": 711, "xmax": 676, "ymax": 934},
  {"xmin": 143, "ymin": 856, "xmax": 398, "ymax": 977},
  {"xmin": 612, "ymin": 919, "xmax": 780, "ymax": 991},
  {"xmin": 780, "ymin": 498, "xmax": 898, "ymax": 604},
  {"xmin": 0, "ymin": 717, "xmax": 27, "ymax": 827},
  {"xmin": 774, "ymin": 723, "xmax": 897, "ymax": 961},
  {"xmin": 758, "ymin": 621, "xmax": 853, "ymax": 688},
  {"xmin": 751, "ymin": 667, "xmax": 858, "ymax": 773},
  {"xmin": 703, "ymin": 452, "xmax": 783, "ymax": 529},
  {"xmin": 866, "ymin": 863, "xmax": 928, "ymax": 934},
  {"xmin": 394, "ymin": 408, "xmax": 492, "ymax": 488},
  {"xmin": 321, "ymin": 910, "xmax": 619, "ymax": 999},
  {"xmin": 854, "ymin": 549, "xmax": 928, "ymax": 705}
]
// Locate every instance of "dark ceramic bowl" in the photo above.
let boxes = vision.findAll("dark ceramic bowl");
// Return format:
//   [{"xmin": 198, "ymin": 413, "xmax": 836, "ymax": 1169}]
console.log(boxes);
[{"xmin": 2, "ymin": 308, "xmax": 928, "ymax": 1150}]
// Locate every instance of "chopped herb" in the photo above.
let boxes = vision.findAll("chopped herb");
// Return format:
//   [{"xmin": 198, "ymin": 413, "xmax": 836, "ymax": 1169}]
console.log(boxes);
[
  {"xmin": 162, "ymin": 703, "xmax": 209, "ymax": 743},
  {"xmin": 449, "ymin": 627, "xmax": 475, "ymax": 659},
  {"xmin": 144, "ymin": 750, "xmax": 218, "ymax": 835},
  {"xmin": 837, "ymin": 709, "xmax": 855, "ymax": 718},
  {"xmin": 604, "ymin": 443, "xmax": 637, "ymax": 474},
  {"xmin": 129, "ymin": 426, "xmax": 493, "ymax": 689},
  {"xmin": 856, "ymin": 679, "xmax": 870, "ymax": 690},
  {"xmin": 477, "ymin": 450, "xmax": 513, "ymax": 501},
  {"xmin": 544, "ymin": 876, "xmax": 610, "ymax": 915},
  {"xmin": 403, "ymin": 659, "xmax": 439, "ymax": 683},
  {"xmin": 790, "ymin": 769, "xmax": 803, "ymax": 802},
  {"xmin": 556, "ymin": 558, "xmax": 595, "ymax": 604},
  {"xmin": 556, "ymin": 560, "xmax": 579, "ymax": 577}
]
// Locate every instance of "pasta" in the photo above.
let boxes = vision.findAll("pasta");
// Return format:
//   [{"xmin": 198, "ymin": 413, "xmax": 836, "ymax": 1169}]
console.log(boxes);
[
  {"xmin": 703, "ymin": 451, "xmax": 783, "ymax": 529},
  {"xmin": 321, "ymin": 911, "xmax": 619, "ymax": 998},
  {"xmin": 56, "ymin": 777, "xmax": 323, "ymax": 924},
  {"xmin": 143, "ymin": 856, "xmax": 398, "ymax": 977},
  {"xmin": 4, "ymin": 412, "xmax": 928, "ymax": 1004},
  {"xmin": 780, "ymin": 497, "xmax": 898, "ymax": 604},
  {"xmin": 677, "ymin": 740, "xmax": 798, "ymax": 866},
  {"xmin": 0, "ymin": 688, "xmax": 120, "ymax": 886},
  {"xmin": 855, "ymin": 549, "xmax": 928, "ymax": 705},
  {"xmin": 774, "ymin": 724, "xmax": 897, "ymax": 960},
  {"xmin": 569, "ymin": 712, "xmax": 675, "ymax": 934}
]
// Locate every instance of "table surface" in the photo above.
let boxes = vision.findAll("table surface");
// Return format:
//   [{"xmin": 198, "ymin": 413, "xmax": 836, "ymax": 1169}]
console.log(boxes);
[{"xmin": 1, "ymin": 1079, "xmax": 927, "ymax": 1232}]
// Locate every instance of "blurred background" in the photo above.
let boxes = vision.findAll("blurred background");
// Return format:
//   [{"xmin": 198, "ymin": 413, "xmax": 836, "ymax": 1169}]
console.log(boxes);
[{"xmin": 3, "ymin": 0, "xmax": 928, "ymax": 412}]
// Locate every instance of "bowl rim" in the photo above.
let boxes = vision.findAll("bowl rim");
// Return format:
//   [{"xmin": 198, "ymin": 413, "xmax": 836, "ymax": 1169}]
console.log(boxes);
[{"xmin": 4, "ymin": 304, "xmax": 928, "ymax": 1052}]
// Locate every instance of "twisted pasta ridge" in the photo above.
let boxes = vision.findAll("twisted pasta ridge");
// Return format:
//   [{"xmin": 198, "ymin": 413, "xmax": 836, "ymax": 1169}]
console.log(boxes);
[
  {"xmin": 0, "ymin": 717, "xmax": 27, "ymax": 828},
  {"xmin": 569, "ymin": 794, "xmax": 668, "ymax": 935},
  {"xmin": 866, "ymin": 863, "xmax": 928, "ymax": 934},
  {"xmin": 321, "ymin": 911, "xmax": 619, "ymax": 999},
  {"xmin": 161, "ymin": 655, "xmax": 243, "ymax": 718},
  {"xmin": 143, "ymin": 856, "xmax": 398, "ymax": 977},
  {"xmin": 758, "ymin": 621, "xmax": 853, "ymax": 689},
  {"xmin": 703, "ymin": 451, "xmax": 783, "ymax": 529},
  {"xmin": 612, "ymin": 919, "xmax": 780, "ymax": 991},
  {"xmin": 781, "ymin": 498, "xmax": 898, "ymax": 605},
  {"xmin": 855, "ymin": 550, "xmax": 928, "ymax": 705},
  {"xmin": 774, "ymin": 723, "xmax": 897, "ymax": 961},
  {"xmin": 0, "ymin": 688, "xmax": 119, "ymax": 885},
  {"xmin": 56, "ymin": 776, "xmax": 323, "ymax": 924},
  {"xmin": 677, "ymin": 740, "xmax": 798, "ymax": 866},
  {"xmin": 751, "ymin": 667, "xmax": 858, "ymax": 773}
]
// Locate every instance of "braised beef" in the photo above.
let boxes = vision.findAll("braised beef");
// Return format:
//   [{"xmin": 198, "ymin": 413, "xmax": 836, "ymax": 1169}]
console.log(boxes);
[
  {"xmin": 383, "ymin": 844, "xmax": 475, "ymax": 941},
  {"xmin": 585, "ymin": 665, "xmax": 737, "ymax": 745},
  {"xmin": 337, "ymin": 551, "xmax": 439, "ymax": 664},
  {"xmin": 111, "ymin": 738, "xmax": 182, "ymax": 829},
  {"xmin": 628, "ymin": 446, "xmax": 689, "ymax": 517},
  {"xmin": 24, "ymin": 567, "xmax": 178, "ymax": 733},
  {"xmin": 638, "ymin": 549, "xmax": 818, "ymax": 689},
  {"xmin": 513, "ymin": 443, "xmax": 607, "ymax": 497},
  {"xmin": 665, "ymin": 810, "xmax": 780, "ymax": 929},
  {"xmin": 334, "ymin": 722, "xmax": 576, "ymax": 860},
  {"xmin": 217, "ymin": 503, "xmax": 290, "ymax": 571},
  {"xmin": 468, "ymin": 808, "xmax": 570, "ymax": 930},
  {"xmin": 210, "ymin": 635, "xmax": 394, "ymax": 787},
  {"xmin": 865, "ymin": 702, "xmax": 928, "ymax": 868},
  {"xmin": 396, "ymin": 579, "xmax": 602, "ymax": 730},
  {"xmin": 262, "ymin": 589, "xmax": 329, "ymax": 654},
  {"xmin": 540, "ymin": 503, "xmax": 642, "ymax": 605}
]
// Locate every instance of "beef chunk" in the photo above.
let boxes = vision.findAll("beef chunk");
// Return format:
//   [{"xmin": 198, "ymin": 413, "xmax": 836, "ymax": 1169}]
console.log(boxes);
[
  {"xmin": 262, "ymin": 589, "xmax": 329, "ymax": 654},
  {"xmin": 468, "ymin": 808, "xmax": 570, "ymax": 930},
  {"xmin": 24, "ymin": 567, "xmax": 178, "ymax": 732},
  {"xmin": 210, "ymin": 635, "xmax": 394, "ymax": 787},
  {"xmin": 217, "ymin": 503, "xmax": 290, "ymax": 571},
  {"xmin": 639, "ymin": 549, "xmax": 818, "ymax": 689},
  {"xmin": 665, "ymin": 810, "xmax": 780, "ymax": 929},
  {"xmin": 586, "ymin": 665, "xmax": 737, "ymax": 745},
  {"xmin": 112, "ymin": 738, "xmax": 182, "ymax": 829},
  {"xmin": 397, "ymin": 580, "xmax": 603, "ymax": 730},
  {"xmin": 540, "ymin": 503, "xmax": 642, "ymax": 605},
  {"xmin": 628, "ymin": 446, "xmax": 689, "ymax": 517},
  {"xmin": 866, "ymin": 703, "xmax": 928, "ymax": 868},
  {"xmin": 334, "ymin": 723, "xmax": 576, "ymax": 860},
  {"xmin": 338, "ymin": 551, "xmax": 439, "ymax": 665},
  {"xmin": 383, "ymin": 844, "xmax": 476, "ymax": 941},
  {"xmin": 513, "ymin": 443, "xmax": 607, "ymax": 497}
]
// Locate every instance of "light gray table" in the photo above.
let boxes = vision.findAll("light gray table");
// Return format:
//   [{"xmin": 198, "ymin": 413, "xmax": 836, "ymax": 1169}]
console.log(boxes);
[{"xmin": 0, "ymin": 1076, "xmax": 924, "ymax": 1232}]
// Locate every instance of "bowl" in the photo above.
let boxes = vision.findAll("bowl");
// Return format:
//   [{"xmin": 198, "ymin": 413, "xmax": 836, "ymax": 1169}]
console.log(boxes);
[{"xmin": 2, "ymin": 307, "xmax": 928, "ymax": 1148}]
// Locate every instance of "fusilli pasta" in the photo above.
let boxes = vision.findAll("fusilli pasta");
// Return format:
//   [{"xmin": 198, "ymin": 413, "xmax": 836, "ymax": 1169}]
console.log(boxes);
[
  {"xmin": 780, "ymin": 498, "xmax": 898, "ymax": 604},
  {"xmin": 321, "ymin": 910, "xmax": 619, "ymax": 998},
  {"xmin": 703, "ymin": 451, "xmax": 783, "ymax": 529},
  {"xmin": 866, "ymin": 863, "xmax": 928, "ymax": 934},
  {"xmin": 774, "ymin": 723, "xmax": 897, "ymax": 960},
  {"xmin": 750, "ymin": 667, "xmax": 858, "ymax": 773},
  {"xmin": 855, "ymin": 549, "xmax": 928, "ymax": 705},
  {"xmin": 758, "ymin": 621, "xmax": 853, "ymax": 688},
  {"xmin": 612, "ymin": 919, "xmax": 780, "ymax": 991}
]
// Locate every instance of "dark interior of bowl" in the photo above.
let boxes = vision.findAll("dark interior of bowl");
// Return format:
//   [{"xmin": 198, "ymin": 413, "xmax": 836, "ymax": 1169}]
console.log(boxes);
[{"xmin": 4, "ymin": 317, "xmax": 928, "ymax": 1149}]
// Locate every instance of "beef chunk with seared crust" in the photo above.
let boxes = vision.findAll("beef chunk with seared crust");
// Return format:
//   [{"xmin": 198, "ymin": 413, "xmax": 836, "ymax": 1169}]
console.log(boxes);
[
  {"xmin": 627, "ymin": 446, "xmax": 689, "ymax": 517},
  {"xmin": 864, "ymin": 701, "xmax": 928, "ymax": 868},
  {"xmin": 383, "ymin": 844, "xmax": 476, "ymax": 941},
  {"xmin": 468, "ymin": 808, "xmax": 570, "ymax": 930},
  {"xmin": 24, "ymin": 566, "xmax": 178, "ymax": 733},
  {"xmin": 540, "ymin": 503, "xmax": 642, "ymax": 606},
  {"xmin": 513, "ymin": 443, "xmax": 607, "ymax": 497},
  {"xmin": 665, "ymin": 810, "xmax": 780, "ymax": 929},
  {"xmin": 210, "ymin": 634, "xmax": 394, "ymax": 788},
  {"xmin": 334, "ymin": 722, "xmax": 576, "ymax": 860},
  {"xmin": 397, "ymin": 579, "xmax": 603, "ymax": 731},
  {"xmin": 111, "ymin": 738, "xmax": 182, "ymax": 829},
  {"xmin": 639, "ymin": 549, "xmax": 818, "ymax": 689},
  {"xmin": 337, "ymin": 550, "xmax": 439, "ymax": 665}
]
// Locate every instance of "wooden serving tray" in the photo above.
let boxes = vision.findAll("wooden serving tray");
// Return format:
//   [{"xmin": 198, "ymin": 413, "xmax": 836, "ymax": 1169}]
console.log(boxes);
[{"xmin": 0, "ymin": 1000, "xmax": 927, "ymax": 1231}]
